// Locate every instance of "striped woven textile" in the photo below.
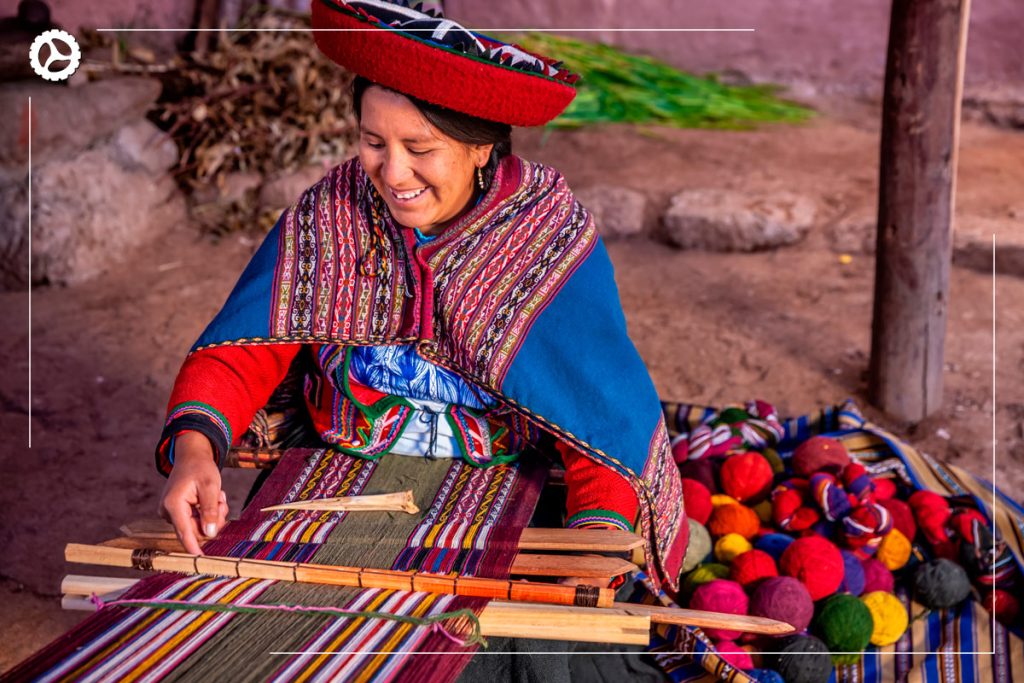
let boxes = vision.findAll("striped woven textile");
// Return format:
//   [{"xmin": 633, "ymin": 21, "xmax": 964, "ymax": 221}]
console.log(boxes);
[
  {"xmin": 9, "ymin": 449, "xmax": 545, "ymax": 682},
  {"xmin": 655, "ymin": 399, "xmax": 1024, "ymax": 683}
]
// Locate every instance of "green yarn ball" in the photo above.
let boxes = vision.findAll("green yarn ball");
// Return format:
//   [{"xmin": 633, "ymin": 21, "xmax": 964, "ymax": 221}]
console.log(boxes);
[
  {"xmin": 812, "ymin": 593, "xmax": 873, "ymax": 665},
  {"xmin": 683, "ymin": 563, "xmax": 730, "ymax": 595},
  {"xmin": 682, "ymin": 520, "xmax": 713, "ymax": 573}
]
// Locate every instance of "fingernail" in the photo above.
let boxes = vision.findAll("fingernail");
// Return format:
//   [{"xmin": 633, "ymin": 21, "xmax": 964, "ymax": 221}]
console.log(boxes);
[
  {"xmin": 204, "ymin": 523, "xmax": 217, "ymax": 538},
  {"xmin": 219, "ymin": 491, "xmax": 227, "ymax": 503}
]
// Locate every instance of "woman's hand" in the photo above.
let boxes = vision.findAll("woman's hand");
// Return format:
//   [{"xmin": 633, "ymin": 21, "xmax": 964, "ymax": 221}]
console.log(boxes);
[{"xmin": 158, "ymin": 431, "xmax": 229, "ymax": 555}]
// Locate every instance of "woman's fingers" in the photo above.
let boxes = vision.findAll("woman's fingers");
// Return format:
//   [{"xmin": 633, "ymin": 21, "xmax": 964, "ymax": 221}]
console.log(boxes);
[
  {"xmin": 167, "ymin": 494, "xmax": 203, "ymax": 555},
  {"xmin": 197, "ymin": 479, "xmax": 223, "ymax": 540}
]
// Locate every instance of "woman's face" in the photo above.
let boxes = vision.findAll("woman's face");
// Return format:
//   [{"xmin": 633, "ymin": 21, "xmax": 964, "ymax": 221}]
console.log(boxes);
[{"xmin": 358, "ymin": 86, "xmax": 493, "ymax": 234}]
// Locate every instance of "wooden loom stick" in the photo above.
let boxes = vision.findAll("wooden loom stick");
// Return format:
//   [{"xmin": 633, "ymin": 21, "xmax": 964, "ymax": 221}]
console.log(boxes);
[
  {"xmin": 60, "ymin": 575, "xmax": 794, "ymax": 637},
  {"xmin": 119, "ymin": 519, "xmax": 644, "ymax": 553},
  {"xmin": 66, "ymin": 544, "xmax": 615, "ymax": 608},
  {"xmin": 259, "ymin": 490, "xmax": 419, "ymax": 514}
]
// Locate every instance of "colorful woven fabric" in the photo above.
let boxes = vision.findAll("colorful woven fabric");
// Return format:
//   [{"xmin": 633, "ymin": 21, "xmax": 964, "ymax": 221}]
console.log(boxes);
[
  {"xmin": 183, "ymin": 153, "xmax": 687, "ymax": 591},
  {"xmin": 9, "ymin": 450, "xmax": 545, "ymax": 682}
]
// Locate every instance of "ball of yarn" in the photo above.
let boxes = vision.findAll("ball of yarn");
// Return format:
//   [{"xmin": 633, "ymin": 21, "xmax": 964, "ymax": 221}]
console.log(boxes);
[
  {"xmin": 860, "ymin": 558, "xmax": 895, "ymax": 594},
  {"xmin": 772, "ymin": 483, "xmax": 820, "ymax": 532},
  {"xmin": 812, "ymin": 593, "xmax": 873, "ymax": 664},
  {"xmin": 752, "ymin": 499, "xmax": 773, "ymax": 525},
  {"xmin": 762, "ymin": 447, "xmax": 785, "ymax": 474},
  {"xmin": 842, "ymin": 503, "xmax": 893, "ymax": 550},
  {"xmin": 861, "ymin": 591, "xmax": 908, "ymax": 646},
  {"xmin": 985, "ymin": 589, "xmax": 1020, "ymax": 625},
  {"xmin": 872, "ymin": 477, "xmax": 897, "ymax": 501},
  {"xmin": 690, "ymin": 579, "xmax": 749, "ymax": 640},
  {"xmin": 730, "ymin": 549, "xmax": 779, "ymax": 589},
  {"xmin": 683, "ymin": 563, "xmax": 730, "ymax": 594},
  {"xmin": 747, "ymin": 670, "xmax": 784, "ymax": 683},
  {"xmin": 671, "ymin": 435, "xmax": 690, "ymax": 463},
  {"xmin": 750, "ymin": 576, "xmax": 815, "ymax": 633},
  {"xmin": 908, "ymin": 490, "xmax": 952, "ymax": 546},
  {"xmin": 713, "ymin": 639, "xmax": 754, "ymax": 670},
  {"xmin": 755, "ymin": 533, "xmax": 794, "ymax": 561},
  {"xmin": 708, "ymin": 504, "xmax": 761, "ymax": 540},
  {"xmin": 913, "ymin": 559, "xmax": 971, "ymax": 609},
  {"xmin": 681, "ymin": 477, "xmax": 713, "ymax": 526},
  {"xmin": 711, "ymin": 493, "xmax": 741, "ymax": 508},
  {"xmin": 876, "ymin": 528, "xmax": 912, "ymax": 570},
  {"xmin": 770, "ymin": 635, "xmax": 834, "ymax": 683},
  {"xmin": 841, "ymin": 463, "xmax": 874, "ymax": 503},
  {"xmin": 810, "ymin": 473, "xmax": 852, "ymax": 521},
  {"xmin": 792, "ymin": 436, "xmax": 850, "ymax": 478},
  {"xmin": 679, "ymin": 457, "xmax": 719, "ymax": 493},
  {"xmin": 720, "ymin": 452, "xmax": 774, "ymax": 502},
  {"xmin": 780, "ymin": 535, "xmax": 845, "ymax": 601},
  {"xmin": 840, "ymin": 550, "xmax": 866, "ymax": 596},
  {"xmin": 683, "ymin": 519, "xmax": 713, "ymax": 572},
  {"xmin": 715, "ymin": 533, "xmax": 753, "ymax": 563},
  {"xmin": 879, "ymin": 498, "xmax": 917, "ymax": 542}
]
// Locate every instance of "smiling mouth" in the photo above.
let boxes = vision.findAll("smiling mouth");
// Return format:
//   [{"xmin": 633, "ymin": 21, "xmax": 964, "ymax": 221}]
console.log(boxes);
[{"xmin": 389, "ymin": 186, "xmax": 427, "ymax": 203}]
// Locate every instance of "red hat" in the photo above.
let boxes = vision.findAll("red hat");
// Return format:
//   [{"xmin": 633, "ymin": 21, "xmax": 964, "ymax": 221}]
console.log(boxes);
[{"xmin": 311, "ymin": 0, "xmax": 579, "ymax": 126}]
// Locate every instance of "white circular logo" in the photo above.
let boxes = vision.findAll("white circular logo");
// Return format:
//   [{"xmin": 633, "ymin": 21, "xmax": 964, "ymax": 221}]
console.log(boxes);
[{"xmin": 29, "ymin": 29, "xmax": 82, "ymax": 82}]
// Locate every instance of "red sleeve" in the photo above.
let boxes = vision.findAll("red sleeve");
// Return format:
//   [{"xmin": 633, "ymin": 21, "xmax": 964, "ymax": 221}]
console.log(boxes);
[
  {"xmin": 156, "ymin": 343, "xmax": 302, "ymax": 474},
  {"xmin": 558, "ymin": 441, "xmax": 639, "ymax": 532}
]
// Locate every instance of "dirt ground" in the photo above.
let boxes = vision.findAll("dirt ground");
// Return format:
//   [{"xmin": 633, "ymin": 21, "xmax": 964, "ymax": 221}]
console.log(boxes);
[{"xmin": 2, "ymin": 98, "xmax": 1022, "ymax": 672}]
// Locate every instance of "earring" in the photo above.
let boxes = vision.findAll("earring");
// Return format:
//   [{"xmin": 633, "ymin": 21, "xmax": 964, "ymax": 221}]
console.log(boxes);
[{"xmin": 476, "ymin": 167, "xmax": 485, "ymax": 190}]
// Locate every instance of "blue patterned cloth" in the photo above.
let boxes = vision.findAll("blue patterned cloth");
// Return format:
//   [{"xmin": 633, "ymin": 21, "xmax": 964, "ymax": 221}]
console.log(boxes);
[{"xmin": 348, "ymin": 345, "xmax": 494, "ymax": 410}]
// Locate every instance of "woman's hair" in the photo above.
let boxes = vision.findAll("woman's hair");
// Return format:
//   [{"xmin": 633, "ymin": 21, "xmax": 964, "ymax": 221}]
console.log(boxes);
[{"xmin": 352, "ymin": 75, "xmax": 512, "ymax": 190}]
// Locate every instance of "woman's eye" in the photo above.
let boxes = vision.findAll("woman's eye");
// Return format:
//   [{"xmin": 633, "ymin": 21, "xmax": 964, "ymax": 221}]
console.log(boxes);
[
  {"xmin": 409, "ymin": 149, "xmax": 432, "ymax": 157},
  {"xmin": 365, "ymin": 141, "xmax": 384, "ymax": 150}
]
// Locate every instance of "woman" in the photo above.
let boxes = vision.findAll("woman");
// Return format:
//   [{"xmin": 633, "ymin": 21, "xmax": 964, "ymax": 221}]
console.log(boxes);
[{"xmin": 157, "ymin": 0, "xmax": 687, "ymax": 595}]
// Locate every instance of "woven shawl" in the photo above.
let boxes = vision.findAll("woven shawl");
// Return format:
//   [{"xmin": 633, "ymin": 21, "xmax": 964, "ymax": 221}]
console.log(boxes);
[{"xmin": 190, "ymin": 154, "xmax": 686, "ymax": 591}]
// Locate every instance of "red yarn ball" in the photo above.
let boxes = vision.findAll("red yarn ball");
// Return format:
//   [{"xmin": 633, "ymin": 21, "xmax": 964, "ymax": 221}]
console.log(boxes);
[
  {"xmin": 730, "ymin": 549, "xmax": 779, "ymax": 589},
  {"xmin": 713, "ymin": 639, "xmax": 754, "ymax": 670},
  {"xmin": 860, "ymin": 557, "xmax": 895, "ymax": 594},
  {"xmin": 879, "ymin": 498, "xmax": 917, "ymax": 542},
  {"xmin": 985, "ymin": 589, "xmax": 1021, "ymax": 625},
  {"xmin": 708, "ymin": 504, "xmax": 762, "ymax": 540},
  {"xmin": 749, "ymin": 576, "xmax": 815, "ymax": 633},
  {"xmin": 908, "ymin": 490, "xmax": 952, "ymax": 546},
  {"xmin": 690, "ymin": 579, "xmax": 750, "ymax": 640},
  {"xmin": 720, "ymin": 452, "xmax": 774, "ymax": 503},
  {"xmin": 679, "ymin": 457, "xmax": 719, "ymax": 494},
  {"xmin": 779, "ymin": 535, "xmax": 845, "ymax": 601},
  {"xmin": 682, "ymin": 478, "xmax": 713, "ymax": 526},
  {"xmin": 872, "ymin": 477, "xmax": 898, "ymax": 501},
  {"xmin": 791, "ymin": 436, "xmax": 851, "ymax": 477}
]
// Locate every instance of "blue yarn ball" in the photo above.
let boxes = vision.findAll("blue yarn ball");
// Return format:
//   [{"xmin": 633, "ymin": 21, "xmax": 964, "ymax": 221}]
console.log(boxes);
[
  {"xmin": 755, "ymin": 533, "xmax": 795, "ymax": 561},
  {"xmin": 840, "ymin": 550, "xmax": 866, "ymax": 596},
  {"xmin": 747, "ymin": 669, "xmax": 785, "ymax": 683}
]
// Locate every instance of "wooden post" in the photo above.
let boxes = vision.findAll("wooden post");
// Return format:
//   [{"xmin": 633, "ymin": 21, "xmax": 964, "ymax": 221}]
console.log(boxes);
[{"xmin": 869, "ymin": 0, "xmax": 971, "ymax": 421}]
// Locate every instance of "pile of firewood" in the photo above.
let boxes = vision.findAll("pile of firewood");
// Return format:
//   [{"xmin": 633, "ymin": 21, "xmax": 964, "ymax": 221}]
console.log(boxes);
[{"xmin": 84, "ymin": 7, "xmax": 359, "ymax": 234}]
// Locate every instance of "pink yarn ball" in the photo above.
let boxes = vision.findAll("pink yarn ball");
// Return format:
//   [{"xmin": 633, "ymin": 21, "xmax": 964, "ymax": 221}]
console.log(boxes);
[
  {"xmin": 861, "ymin": 557, "xmax": 896, "ymax": 594},
  {"xmin": 690, "ymin": 579, "xmax": 750, "ymax": 640},
  {"xmin": 713, "ymin": 639, "xmax": 754, "ymax": 670},
  {"xmin": 749, "ymin": 576, "xmax": 815, "ymax": 633}
]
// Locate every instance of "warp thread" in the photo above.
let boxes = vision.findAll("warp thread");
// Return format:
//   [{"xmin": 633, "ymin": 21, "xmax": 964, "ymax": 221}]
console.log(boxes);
[{"xmin": 89, "ymin": 593, "xmax": 486, "ymax": 647}]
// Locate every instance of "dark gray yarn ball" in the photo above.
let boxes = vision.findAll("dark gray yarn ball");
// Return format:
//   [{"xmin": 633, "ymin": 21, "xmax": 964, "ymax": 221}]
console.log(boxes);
[
  {"xmin": 913, "ymin": 558, "xmax": 972, "ymax": 609},
  {"xmin": 769, "ymin": 635, "xmax": 833, "ymax": 683}
]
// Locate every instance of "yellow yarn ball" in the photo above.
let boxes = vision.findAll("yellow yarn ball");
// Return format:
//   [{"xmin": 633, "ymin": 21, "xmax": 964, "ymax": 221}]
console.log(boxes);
[
  {"xmin": 752, "ymin": 499, "xmax": 773, "ymax": 525},
  {"xmin": 711, "ymin": 494, "xmax": 740, "ymax": 508},
  {"xmin": 876, "ymin": 528, "xmax": 912, "ymax": 570},
  {"xmin": 714, "ymin": 532, "xmax": 753, "ymax": 563},
  {"xmin": 861, "ymin": 591, "xmax": 909, "ymax": 646}
]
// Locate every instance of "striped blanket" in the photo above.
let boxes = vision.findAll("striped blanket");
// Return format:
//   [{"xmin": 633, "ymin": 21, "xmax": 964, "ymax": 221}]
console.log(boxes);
[
  {"xmin": 652, "ymin": 400, "xmax": 1024, "ymax": 683},
  {"xmin": 8, "ymin": 450, "xmax": 545, "ymax": 682}
]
